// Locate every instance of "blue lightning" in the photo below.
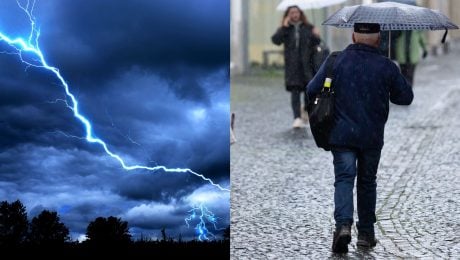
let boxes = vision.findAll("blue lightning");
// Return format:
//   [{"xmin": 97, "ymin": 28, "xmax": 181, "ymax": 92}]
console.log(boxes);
[
  {"xmin": 45, "ymin": 98, "xmax": 72, "ymax": 109},
  {"xmin": 0, "ymin": 0, "xmax": 229, "ymax": 193},
  {"xmin": 49, "ymin": 129, "xmax": 86, "ymax": 141},
  {"xmin": 104, "ymin": 108, "xmax": 142, "ymax": 147},
  {"xmin": 185, "ymin": 203, "xmax": 221, "ymax": 241},
  {"xmin": 0, "ymin": 0, "xmax": 229, "ymax": 240}
]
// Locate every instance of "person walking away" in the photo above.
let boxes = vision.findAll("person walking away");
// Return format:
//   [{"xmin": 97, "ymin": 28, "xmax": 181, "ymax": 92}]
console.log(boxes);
[
  {"xmin": 307, "ymin": 23, "xmax": 414, "ymax": 253},
  {"xmin": 395, "ymin": 30, "xmax": 427, "ymax": 86},
  {"xmin": 271, "ymin": 5, "xmax": 320, "ymax": 128}
]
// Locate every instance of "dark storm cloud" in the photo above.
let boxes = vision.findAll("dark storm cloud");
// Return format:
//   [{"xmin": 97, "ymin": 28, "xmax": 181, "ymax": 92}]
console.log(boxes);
[
  {"xmin": 0, "ymin": 0, "xmax": 229, "ymax": 240},
  {"xmin": 34, "ymin": 0, "xmax": 230, "ymax": 84},
  {"xmin": 115, "ymin": 172, "xmax": 196, "ymax": 202},
  {"xmin": 121, "ymin": 185, "xmax": 230, "ymax": 238},
  {"xmin": 0, "ymin": 141, "xmax": 230, "ymax": 238},
  {"xmin": 73, "ymin": 67, "xmax": 230, "ymax": 180}
]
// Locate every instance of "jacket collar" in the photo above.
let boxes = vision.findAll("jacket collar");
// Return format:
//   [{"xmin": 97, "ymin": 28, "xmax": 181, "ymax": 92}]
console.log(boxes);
[{"xmin": 346, "ymin": 43, "xmax": 380, "ymax": 54}]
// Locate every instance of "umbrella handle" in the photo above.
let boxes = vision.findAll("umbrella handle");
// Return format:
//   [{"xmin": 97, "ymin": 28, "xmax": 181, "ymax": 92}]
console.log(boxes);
[
  {"xmin": 388, "ymin": 31, "xmax": 391, "ymax": 58},
  {"xmin": 442, "ymin": 29, "xmax": 448, "ymax": 43}
]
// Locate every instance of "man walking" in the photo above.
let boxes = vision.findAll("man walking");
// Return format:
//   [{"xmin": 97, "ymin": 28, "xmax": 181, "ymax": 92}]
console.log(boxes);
[{"xmin": 307, "ymin": 23, "xmax": 413, "ymax": 253}]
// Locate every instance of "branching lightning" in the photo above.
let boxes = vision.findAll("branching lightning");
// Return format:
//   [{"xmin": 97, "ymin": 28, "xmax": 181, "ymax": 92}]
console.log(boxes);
[
  {"xmin": 0, "ymin": 0, "xmax": 228, "ymax": 239},
  {"xmin": 45, "ymin": 98, "xmax": 72, "ymax": 109},
  {"xmin": 185, "ymin": 203, "xmax": 221, "ymax": 241},
  {"xmin": 104, "ymin": 108, "xmax": 142, "ymax": 147},
  {"xmin": 49, "ymin": 129, "xmax": 86, "ymax": 141}
]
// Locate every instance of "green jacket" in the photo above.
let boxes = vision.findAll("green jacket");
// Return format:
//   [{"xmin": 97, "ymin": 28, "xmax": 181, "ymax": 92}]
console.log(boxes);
[{"xmin": 395, "ymin": 30, "xmax": 427, "ymax": 65}]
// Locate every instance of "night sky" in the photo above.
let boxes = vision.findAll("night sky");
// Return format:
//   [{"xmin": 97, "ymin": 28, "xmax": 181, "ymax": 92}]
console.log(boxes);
[{"xmin": 0, "ymin": 0, "xmax": 229, "ymax": 241}]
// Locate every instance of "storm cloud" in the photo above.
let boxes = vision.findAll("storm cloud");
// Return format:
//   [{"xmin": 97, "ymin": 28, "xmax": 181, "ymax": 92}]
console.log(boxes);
[{"xmin": 0, "ymin": 0, "xmax": 229, "ymax": 240}]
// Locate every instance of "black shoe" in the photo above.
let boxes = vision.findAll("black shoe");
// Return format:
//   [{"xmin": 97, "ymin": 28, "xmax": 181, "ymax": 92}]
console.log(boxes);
[
  {"xmin": 332, "ymin": 225, "xmax": 351, "ymax": 253},
  {"xmin": 357, "ymin": 233, "xmax": 377, "ymax": 248}
]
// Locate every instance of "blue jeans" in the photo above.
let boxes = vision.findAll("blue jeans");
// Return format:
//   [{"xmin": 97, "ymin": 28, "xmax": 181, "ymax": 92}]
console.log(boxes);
[{"xmin": 332, "ymin": 147, "xmax": 381, "ymax": 235}]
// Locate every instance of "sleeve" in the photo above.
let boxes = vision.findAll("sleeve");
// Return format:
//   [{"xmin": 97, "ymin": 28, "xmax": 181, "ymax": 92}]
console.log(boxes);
[
  {"xmin": 306, "ymin": 54, "xmax": 329, "ymax": 102},
  {"xmin": 271, "ymin": 27, "xmax": 287, "ymax": 46},
  {"xmin": 309, "ymin": 28, "xmax": 321, "ymax": 47},
  {"xmin": 389, "ymin": 62, "xmax": 414, "ymax": 105}
]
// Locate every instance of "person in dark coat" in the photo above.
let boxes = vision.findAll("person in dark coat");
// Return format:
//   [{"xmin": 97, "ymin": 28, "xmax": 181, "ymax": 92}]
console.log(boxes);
[
  {"xmin": 271, "ymin": 5, "xmax": 320, "ymax": 128},
  {"xmin": 307, "ymin": 23, "xmax": 413, "ymax": 253}
]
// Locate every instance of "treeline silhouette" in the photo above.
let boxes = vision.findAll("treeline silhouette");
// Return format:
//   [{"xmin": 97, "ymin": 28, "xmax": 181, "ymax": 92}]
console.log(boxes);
[{"xmin": 0, "ymin": 200, "xmax": 229, "ymax": 258}]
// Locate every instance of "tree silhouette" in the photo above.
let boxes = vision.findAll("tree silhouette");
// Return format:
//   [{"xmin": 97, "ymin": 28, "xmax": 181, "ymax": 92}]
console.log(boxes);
[
  {"xmin": 86, "ymin": 216, "xmax": 131, "ymax": 245},
  {"xmin": 161, "ymin": 227, "xmax": 167, "ymax": 242},
  {"xmin": 0, "ymin": 200, "xmax": 28, "ymax": 247},
  {"xmin": 0, "ymin": 201, "xmax": 229, "ymax": 257},
  {"xmin": 28, "ymin": 210, "xmax": 69, "ymax": 246},
  {"xmin": 223, "ymin": 225, "xmax": 230, "ymax": 240}
]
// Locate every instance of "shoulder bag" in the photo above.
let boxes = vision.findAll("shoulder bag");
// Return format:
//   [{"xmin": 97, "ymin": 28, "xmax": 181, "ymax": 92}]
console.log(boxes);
[{"xmin": 307, "ymin": 51, "xmax": 341, "ymax": 151}]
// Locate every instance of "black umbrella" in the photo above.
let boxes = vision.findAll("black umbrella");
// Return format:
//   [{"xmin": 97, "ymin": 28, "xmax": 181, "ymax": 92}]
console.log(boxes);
[
  {"xmin": 322, "ymin": 1, "xmax": 459, "ymax": 56},
  {"xmin": 323, "ymin": 1, "xmax": 458, "ymax": 30}
]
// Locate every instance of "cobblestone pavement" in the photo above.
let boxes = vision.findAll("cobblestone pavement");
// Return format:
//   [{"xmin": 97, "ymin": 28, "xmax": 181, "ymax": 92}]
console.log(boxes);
[{"xmin": 230, "ymin": 44, "xmax": 460, "ymax": 259}]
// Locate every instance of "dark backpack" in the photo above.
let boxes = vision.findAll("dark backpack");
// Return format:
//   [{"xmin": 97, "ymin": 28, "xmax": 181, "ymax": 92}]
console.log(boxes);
[{"xmin": 307, "ymin": 51, "xmax": 340, "ymax": 151}]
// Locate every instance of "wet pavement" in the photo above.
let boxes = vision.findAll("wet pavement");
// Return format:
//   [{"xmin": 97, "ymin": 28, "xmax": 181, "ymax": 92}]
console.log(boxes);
[{"xmin": 230, "ymin": 43, "xmax": 460, "ymax": 259}]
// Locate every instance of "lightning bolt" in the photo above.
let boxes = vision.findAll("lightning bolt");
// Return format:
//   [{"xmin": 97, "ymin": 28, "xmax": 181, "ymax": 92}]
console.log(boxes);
[
  {"xmin": 46, "ymin": 98, "xmax": 70, "ymax": 106},
  {"xmin": 49, "ymin": 129, "xmax": 86, "ymax": 141},
  {"xmin": 0, "ymin": 0, "xmax": 229, "ymax": 240},
  {"xmin": 104, "ymin": 108, "xmax": 142, "ymax": 147},
  {"xmin": 185, "ymin": 203, "xmax": 221, "ymax": 241},
  {"xmin": 0, "ymin": 0, "xmax": 229, "ymax": 193}
]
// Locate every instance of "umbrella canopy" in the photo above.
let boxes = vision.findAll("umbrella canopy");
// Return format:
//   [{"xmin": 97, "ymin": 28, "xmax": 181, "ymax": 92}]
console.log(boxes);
[
  {"xmin": 378, "ymin": 0, "xmax": 416, "ymax": 5},
  {"xmin": 276, "ymin": 0, "xmax": 346, "ymax": 11},
  {"xmin": 322, "ymin": 1, "xmax": 459, "ymax": 30}
]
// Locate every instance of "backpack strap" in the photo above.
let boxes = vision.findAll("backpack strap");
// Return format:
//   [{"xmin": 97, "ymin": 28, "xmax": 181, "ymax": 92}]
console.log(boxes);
[{"xmin": 323, "ymin": 51, "xmax": 341, "ymax": 91}]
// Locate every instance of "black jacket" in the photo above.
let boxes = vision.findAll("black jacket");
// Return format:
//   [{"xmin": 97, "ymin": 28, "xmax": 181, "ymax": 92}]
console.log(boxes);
[
  {"xmin": 272, "ymin": 23, "xmax": 320, "ymax": 91},
  {"xmin": 307, "ymin": 44, "xmax": 413, "ymax": 149}
]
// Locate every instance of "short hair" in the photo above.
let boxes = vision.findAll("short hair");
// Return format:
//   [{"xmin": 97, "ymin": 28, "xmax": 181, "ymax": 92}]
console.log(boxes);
[{"xmin": 353, "ymin": 32, "xmax": 380, "ymax": 45}]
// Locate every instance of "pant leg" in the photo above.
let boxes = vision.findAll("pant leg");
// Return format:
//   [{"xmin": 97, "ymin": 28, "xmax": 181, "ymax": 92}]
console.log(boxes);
[
  {"xmin": 291, "ymin": 90, "xmax": 301, "ymax": 119},
  {"xmin": 303, "ymin": 89, "xmax": 309, "ymax": 111},
  {"xmin": 332, "ymin": 148, "xmax": 358, "ymax": 229},
  {"xmin": 400, "ymin": 64, "xmax": 414, "ymax": 86},
  {"xmin": 406, "ymin": 64, "xmax": 416, "ymax": 86},
  {"xmin": 356, "ymin": 149, "xmax": 382, "ymax": 235}
]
